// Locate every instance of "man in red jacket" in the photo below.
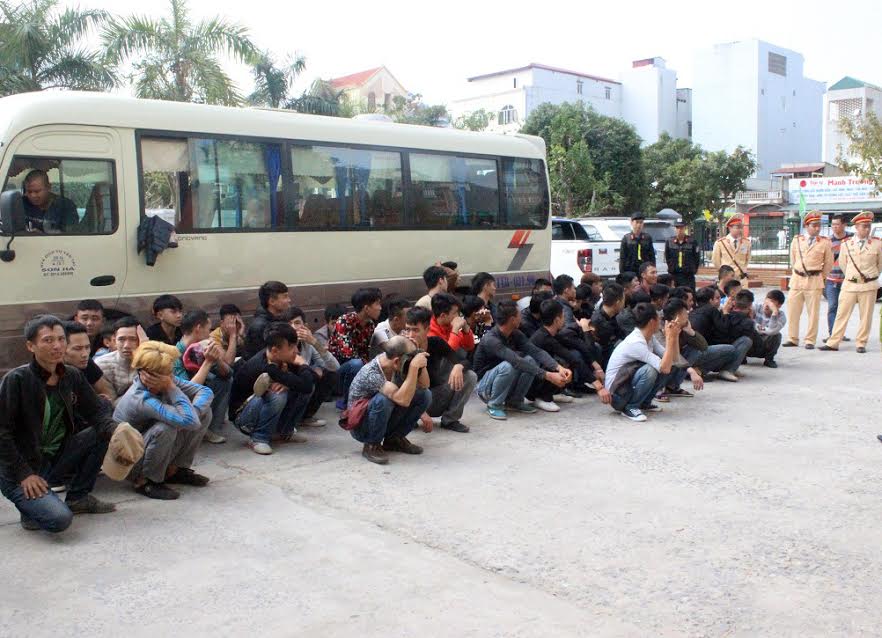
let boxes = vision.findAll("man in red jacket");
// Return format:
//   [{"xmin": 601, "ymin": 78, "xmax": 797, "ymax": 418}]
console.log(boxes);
[{"xmin": 428, "ymin": 293, "xmax": 476, "ymax": 354}]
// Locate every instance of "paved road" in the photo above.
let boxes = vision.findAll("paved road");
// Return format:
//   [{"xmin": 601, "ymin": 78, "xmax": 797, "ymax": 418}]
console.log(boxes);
[{"xmin": 2, "ymin": 300, "xmax": 881, "ymax": 637}]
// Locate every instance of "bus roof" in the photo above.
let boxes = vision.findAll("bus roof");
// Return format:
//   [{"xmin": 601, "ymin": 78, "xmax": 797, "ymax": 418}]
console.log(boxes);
[{"xmin": 0, "ymin": 91, "xmax": 547, "ymax": 158}]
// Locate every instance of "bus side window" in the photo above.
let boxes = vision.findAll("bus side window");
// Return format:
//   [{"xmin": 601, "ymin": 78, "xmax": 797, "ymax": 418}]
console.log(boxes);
[{"xmin": 2, "ymin": 156, "xmax": 118, "ymax": 235}]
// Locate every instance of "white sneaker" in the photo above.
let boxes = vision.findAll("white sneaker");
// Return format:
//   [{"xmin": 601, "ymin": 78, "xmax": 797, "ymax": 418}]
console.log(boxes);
[
  {"xmin": 734, "ymin": 369, "xmax": 746, "ymax": 378},
  {"xmin": 203, "ymin": 430, "xmax": 226, "ymax": 444},
  {"xmin": 534, "ymin": 399, "xmax": 560, "ymax": 412},
  {"xmin": 553, "ymin": 394, "xmax": 575, "ymax": 404},
  {"xmin": 253, "ymin": 372, "xmax": 271, "ymax": 397},
  {"xmin": 719, "ymin": 371, "xmax": 739, "ymax": 383},
  {"xmin": 300, "ymin": 417, "xmax": 327, "ymax": 428},
  {"xmin": 620, "ymin": 407, "xmax": 647, "ymax": 422},
  {"xmin": 249, "ymin": 441, "xmax": 273, "ymax": 455}
]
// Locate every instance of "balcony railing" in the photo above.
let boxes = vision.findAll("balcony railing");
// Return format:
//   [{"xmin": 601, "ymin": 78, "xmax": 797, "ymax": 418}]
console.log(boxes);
[{"xmin": 734, "ymin": 190, "xmax": 785, "ymax": 204}]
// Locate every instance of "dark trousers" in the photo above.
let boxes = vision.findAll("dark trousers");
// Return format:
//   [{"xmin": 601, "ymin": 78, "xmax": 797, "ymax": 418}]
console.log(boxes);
[
  {"xmin": 748, "ymin": 333, "xmax": 782, "ymax": 361},
  {"xmin": 825, "ymin": 280, "xmax": 842, "ymax": 335},
  {"xmin": 527, "ymin": 377, "xmax": 558, "ymax": 402},
  {"xmin": 305, "ymin": 370, "xmax": 337, "ymax": 418},
  {"xmin": 672, "ymin": 273, "xmax": 696, "ymax": 290}
]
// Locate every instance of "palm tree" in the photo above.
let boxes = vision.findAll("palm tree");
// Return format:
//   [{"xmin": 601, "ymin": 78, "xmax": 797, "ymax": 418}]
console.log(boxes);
[
  {"xmin": 248, "ymin": 50, "xmax": 306, "ymax": 109},
  {"xmin": 102, "ymin": 0, "xmax": 257, "ymax": 106},
  {"xmin": 0, "ymin": 0, "xmax": 116, "ymax": 97},
  {"xmin": 288, "ymin": 78, "xmax": 349, "ymax": 116}
]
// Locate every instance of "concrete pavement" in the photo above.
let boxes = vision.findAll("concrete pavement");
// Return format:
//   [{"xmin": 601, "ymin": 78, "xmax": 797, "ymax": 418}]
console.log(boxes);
[{"xmin": 2, "ymin": 299, "xmax": 881, "ymax": 637}]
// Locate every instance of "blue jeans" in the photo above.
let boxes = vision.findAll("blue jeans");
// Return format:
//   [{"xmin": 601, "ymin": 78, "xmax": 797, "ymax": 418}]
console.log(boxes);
[
  {"xmin": 612, "ymin": 364, "xmax": 668, "ymax": 412},
  {"xmin": 730, "ymin": 336, "xmax": 753, "ymax": 368},
  {"xmin": 477, "ymin": 359, "xmax": 537, "ymax": 408},
  {"xmin": 825, "ymin": 280, "xmax": 842, "ymax": 335},
  {"xmin": 205, "ymin": 376, "xmax": 232, "ymax": 434},
  {"xmin": 684, "ymin": 344, "xmax": 741, "ymax": 374},
  {"xmin": 337, "ymin": 359, "xmax": 365, "ymax": 407},
  {"xmin": 235, "ymin": 388, "xmax": 311, "ymax": 444},
  {"xmin": 0, "ymin": 426, "xmax": 107, "ymax": 532},
  {"xmin": 351, "ymin": 388, "xmax": 432, "ymax": 444}
]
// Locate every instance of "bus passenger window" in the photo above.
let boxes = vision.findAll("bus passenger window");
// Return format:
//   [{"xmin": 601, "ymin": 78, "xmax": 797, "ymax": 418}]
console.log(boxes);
[
  {"xmin": 140, "ymin": 136, "xmax": 283, "ymax": 232},
  {"xmin": 291, "ymin": 145, "xmax": 403, "ymax": 229},
  {"xmin": 502, "ymin": 158, "xmax": 548, "ymax": 229},
  {"xmin": 409, "ymin": 154, "xmax": 499, "ymax": 228},
  {"xmin": 2, "ymin": 157, "xmax": 118, "ymax": 235}
]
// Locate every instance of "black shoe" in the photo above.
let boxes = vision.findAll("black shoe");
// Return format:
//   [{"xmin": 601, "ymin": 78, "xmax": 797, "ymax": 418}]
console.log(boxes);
[
  {"xmin": 843, "ymin": 337, "xmax": 851, "ymax": 342},
  {"xmin": 165, "ymin": 467, "xmax": 210, "ymax": 487},
  {"xmin": 877, "ymin": 434, "xmax": 882, "ymax": 444},
  {"xmin": 782, "ymin": 341, "xmax": 798, "ymax": 348},
  {"xmin": 135, "ymin": 480, "xmax": 180, "ymax": 500},
  {"xmin": 66, "ymin": 493, "xmax": 116, "ymax": 514},
  {"xmin": 819, "ymin": 345, "xmax": 838, "ymax": 352},
  {"xmin": 383, "ymin": 436, "xmax": 424, "ymax": 455},
  {"xmin": 764, "ymin": 359, "xmax": 778, "ymax": 368},
  {"xmin": 440, "ymin": 421, "xmax": 470, "ymax": 433},
  {"xmin": 563, "ymin": 387, "xmax": 586, "ymax": 399},
  {"xmin": 857, "ymin": 346, "xmax": 867, "ymax": 354},
  {"xmin": 805, "ymin": 344, "xmax": 815, "ymax": 350},
  {"xmin": 362, "ymin": 443, "xmax": 389, "ymax": 465},
  {"xmin": 640, "ymin": 403, "xmax": 663, "ymax": 413}
]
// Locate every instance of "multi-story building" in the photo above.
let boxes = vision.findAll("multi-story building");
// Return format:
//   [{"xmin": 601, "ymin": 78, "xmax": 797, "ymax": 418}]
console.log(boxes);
[
  {"xmin": 823, "ymin": 76, "xmax": 882, "ymax": 165},
  {"xmin": 450, "ymin": 63, "xmax": 622, "ymax": 134},
  {"xmin": 692, "ymin": 39, "xmax": 825, "ymax": 178}
]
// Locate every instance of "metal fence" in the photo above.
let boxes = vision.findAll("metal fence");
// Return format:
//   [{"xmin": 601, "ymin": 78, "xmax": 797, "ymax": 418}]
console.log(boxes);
[{"xmin": 692, "ymin": 216, "xmax": 800, "ymax": 267}]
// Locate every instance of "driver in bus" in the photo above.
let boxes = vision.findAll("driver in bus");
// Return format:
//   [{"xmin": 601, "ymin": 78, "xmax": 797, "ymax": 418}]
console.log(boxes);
[{"xmin": 20, "ymin": 169, "xmax": 79, "ymax": 233}]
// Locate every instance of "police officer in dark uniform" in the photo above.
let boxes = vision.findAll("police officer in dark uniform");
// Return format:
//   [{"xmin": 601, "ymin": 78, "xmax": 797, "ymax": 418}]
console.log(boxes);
[
  {"xmin": 665, "ymin": 219, "xmax": 700, "ymax": 290},
  {"xmin": 618, "ymin": 212, "xmax": 655, "ymax": 276}
]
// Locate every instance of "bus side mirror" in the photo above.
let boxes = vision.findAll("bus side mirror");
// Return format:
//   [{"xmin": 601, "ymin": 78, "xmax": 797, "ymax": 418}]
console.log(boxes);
[{"xmin": 0, "ymin": 190, "xmax": 20, "ymax": 262}]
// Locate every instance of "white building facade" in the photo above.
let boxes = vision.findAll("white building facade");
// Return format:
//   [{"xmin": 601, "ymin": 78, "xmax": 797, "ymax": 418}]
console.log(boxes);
[
  {"xmin": 823, "ymin": 76, "xmax": 882, "ymax": 165},
  {"xmin": 451, "ymin": 61, "xmax": 691, "ymax": 145},
  {"xmin": 451, "ymin": 64, "xmax": 622, "ymax": 134},
  {"xmin": 692, "ymin": 39, "xmax": 825, "ymax": 178}
]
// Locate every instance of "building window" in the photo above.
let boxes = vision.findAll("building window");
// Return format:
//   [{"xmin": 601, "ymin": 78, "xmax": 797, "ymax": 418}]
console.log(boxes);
[
  {"xmin": 687, "ymin": 121, "xmax": 692, "ymax": 138},
  {"xmin": 513, "ymin": 78, "xmax": 517, "ymax": 89},
  {"xmin": 768, "ymin": 52, "xmax": 787, "ymax": 76},
  {"xmin": 384, "ymin": 93, "xmax": 391, "ymax": 110},
  {"xmin": 498, "ymin": 104, "xmax": 518, "ymax": 126},
  {"xmin": 832, "ymin": 97, "xmax": 863, "ymax": 124},
  {"xmin": 604, "ymin": 86, "xmax": 611, "ymax": 100},
  {"xmin": 576, "ymin": 80, "xmax": 583, "ymax": 95},
  {"xmin": 367, "ymin": 92, "xmax": 376, "ymax": 111}
]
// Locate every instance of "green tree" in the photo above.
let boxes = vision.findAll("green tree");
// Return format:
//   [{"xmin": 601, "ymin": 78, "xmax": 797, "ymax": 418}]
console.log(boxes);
[
  {"xmin": 102, "ymin": 0, "xmax": 258, "ymax": 106},
  {"xmin": 522, "ymin": 101, "xmax": 644, "ymax": 215},
  {"xmin": 387, "ymin": 93, "xmax": 449, "ymax": 127},
  {"xmin": 583, "ymin": 108, "xmax": 646, "ymax": 213},
  {"xmin": 454, "ymin": 109, "xmax": 492, "ymax": 132},
  {"xmin": 247, "ymin": 50, "xmax": 306, "ymax": 109},
  {"xmin": 695, "ymin": 146, "xmax": 756, "ymax": 230},
  {"xmin": 0, "ymin": 0, "xmax": 115, "ymax": 97},
  {"xmin": 644, "ymin": 133, "xmax": 706, "ymax": 220},
  {"xmin": 522, "ymin": 102, "xmax": 626, "ymax": 215},
  {"xmin": 287, "ymin": 78, "xmax": 348, "ymax": 116},
  {"xmin": 838, "ymin": 112, "xmax": 882, "ymax": 187}
]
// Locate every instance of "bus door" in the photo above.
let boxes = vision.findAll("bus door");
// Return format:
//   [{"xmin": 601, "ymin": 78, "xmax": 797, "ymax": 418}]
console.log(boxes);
[{"xmin": 0, "ymin": 127, "xmax": 127, "ymax": 309}]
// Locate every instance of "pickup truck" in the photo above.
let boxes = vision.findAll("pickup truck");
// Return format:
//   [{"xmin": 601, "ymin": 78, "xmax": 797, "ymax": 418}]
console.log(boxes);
[{"xmin": 550, "ymin": 216, "xmax": 675, "ymax": 281}]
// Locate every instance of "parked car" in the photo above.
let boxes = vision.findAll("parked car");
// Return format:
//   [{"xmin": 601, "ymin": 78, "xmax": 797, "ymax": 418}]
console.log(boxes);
[
  {"xmin": 576, "ymin": 217, "xmax": 674, "ymax": 278},
  {"xmin": 551, "ymin": 216, "xmax": 676, "ymax": 281},
  {"xmin": 550, "ymin": 217, "xmax": 594, "ymax": 281}
]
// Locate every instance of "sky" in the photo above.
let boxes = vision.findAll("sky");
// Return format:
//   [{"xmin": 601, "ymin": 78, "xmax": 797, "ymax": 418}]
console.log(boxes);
[{"xmin": 70, "ymin": 0, "xmax": 882, "ymax": 108}]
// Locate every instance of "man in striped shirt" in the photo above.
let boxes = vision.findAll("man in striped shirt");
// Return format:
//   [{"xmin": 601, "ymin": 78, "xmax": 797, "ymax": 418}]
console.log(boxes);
[{"xmin": 825, "ymin": 214, "xmax": 853, "ymax": 340}]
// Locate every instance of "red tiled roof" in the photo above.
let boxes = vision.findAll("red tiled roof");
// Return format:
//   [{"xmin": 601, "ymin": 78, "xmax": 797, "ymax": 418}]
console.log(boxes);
[
  {"xmin": 770, "ymin": 164, "xmax": 826, "ymax": 174},
  {"xmin": 329, "ymin": 67, "xmax": 383, "ymax": 89},
  {"xmin": 468, "ymin": 63, "xmax": 620, "ymax": 85}
]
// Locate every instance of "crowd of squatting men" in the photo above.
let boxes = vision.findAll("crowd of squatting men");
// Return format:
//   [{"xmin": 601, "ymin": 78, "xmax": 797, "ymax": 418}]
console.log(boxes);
[{"xmin": 1, "ymin": 209, "xmax": 880, "ymax": 534}]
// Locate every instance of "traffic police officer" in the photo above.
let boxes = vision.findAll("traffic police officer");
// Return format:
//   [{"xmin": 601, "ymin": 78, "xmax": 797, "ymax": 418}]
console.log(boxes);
[
  {"xmin": 782, "ymin": 211, "xmax": 833, "ymax": 350},
  {"xmin": 712, "ymin": 214, "xmax": 751, "ymax": 284},
  {"xmin": 664, "ymin": 219, "xmax": 700, "ymax": 289},
  {"xmin": 619, "ymin": 212, "xmax": 655, "ymax": 275},
  {"xmin": 821, "ymin": 211, "xmax": 882, "ymax": 353}
]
